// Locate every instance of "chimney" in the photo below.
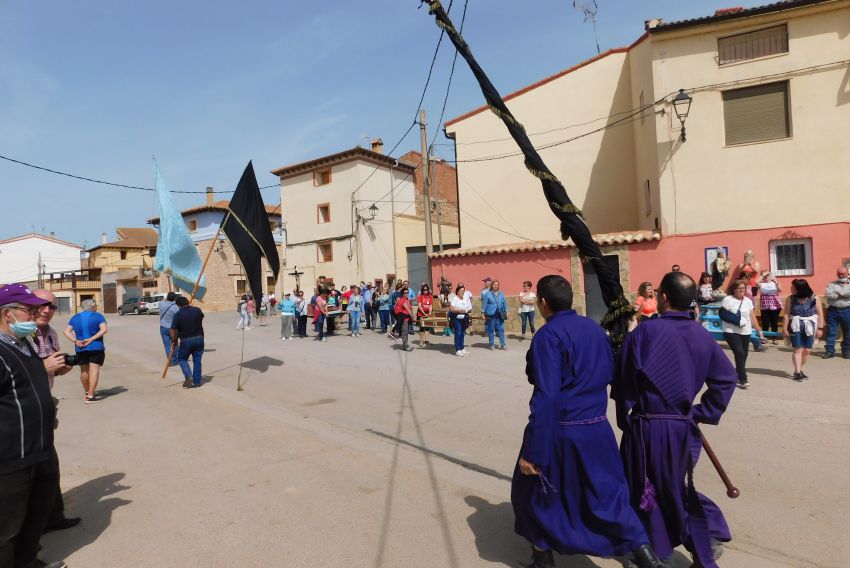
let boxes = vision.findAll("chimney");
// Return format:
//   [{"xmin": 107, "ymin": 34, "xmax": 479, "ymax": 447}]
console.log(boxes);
[
  {"xmin": 101, "ymin": 232, "xmax": 107, "ymax": 245},
  {"xmin": 49, "ymin": 231, "xmax": 55, "ymax": 238},
  {"xmin": 206, "ymin": 186, "xmax": 215, "ymax": 205},
  {"xmin": 371, "ymin": 138, "xmax": 384, "ymax": 155},
  {"xmin": 645, "ymin": 18, "xmax": 663, "ymax": 30}
]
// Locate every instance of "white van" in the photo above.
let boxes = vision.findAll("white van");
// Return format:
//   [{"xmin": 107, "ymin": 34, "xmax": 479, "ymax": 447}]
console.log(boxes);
[{"xmin": 147, "ymin": 293, "xmax": 168, "ymax": 314}]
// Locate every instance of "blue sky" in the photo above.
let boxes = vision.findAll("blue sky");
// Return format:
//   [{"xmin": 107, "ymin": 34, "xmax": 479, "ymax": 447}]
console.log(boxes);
[{"xmin": 0, "ymin": 0, "xmax": 763, "ymax": 248}]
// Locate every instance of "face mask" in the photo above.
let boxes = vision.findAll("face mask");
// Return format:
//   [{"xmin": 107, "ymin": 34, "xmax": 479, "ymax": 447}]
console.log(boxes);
[
  {"xmin": 9, "ymin": 314, "xmax": 37, "ymax": 338},
  {"xmin": 840, "ymin": 277, "xmax": 850, "ymax": 284}
]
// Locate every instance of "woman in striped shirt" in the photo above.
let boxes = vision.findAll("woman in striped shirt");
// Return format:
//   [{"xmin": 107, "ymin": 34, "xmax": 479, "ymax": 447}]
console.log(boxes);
[{"xmin": 758, "ymin": 272, "xmax": 783, "ymax": 344}]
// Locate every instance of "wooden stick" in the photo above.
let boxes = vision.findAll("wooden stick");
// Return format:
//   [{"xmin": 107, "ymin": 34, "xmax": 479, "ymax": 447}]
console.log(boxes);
[
  {"xmin": 161, "ymin": 214, "xmax": 229, "ymax": 379},
  {"xmin": 701, "ymin": 432, "xmax": 740, "ymax": 498}
]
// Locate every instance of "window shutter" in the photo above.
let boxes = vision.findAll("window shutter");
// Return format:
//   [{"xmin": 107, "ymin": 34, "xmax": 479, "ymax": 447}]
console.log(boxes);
[{"xmin": 723, "ymin": 81, "xmax": 790, "ymax": 145}]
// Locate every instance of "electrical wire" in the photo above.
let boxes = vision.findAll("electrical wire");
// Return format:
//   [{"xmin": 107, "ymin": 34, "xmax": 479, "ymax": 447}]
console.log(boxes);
[
  {"xmin": 429, "ymin": 0, "xmax": 468, "ymax": 152},
  {"xmin": 0, "ymin": 153, "xmax": 279, "ymax": 194}
]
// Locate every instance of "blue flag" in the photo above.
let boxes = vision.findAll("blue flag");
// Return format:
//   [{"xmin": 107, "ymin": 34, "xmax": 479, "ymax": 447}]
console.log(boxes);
[{"xmin": 153, "ymin": 160, "xmax": 207, "ymax": 300}]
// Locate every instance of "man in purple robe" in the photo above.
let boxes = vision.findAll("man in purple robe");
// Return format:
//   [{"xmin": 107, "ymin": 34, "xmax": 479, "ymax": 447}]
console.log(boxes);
[
  {"xmin": 512, "ymin": 275, "xmax": 664, "ymax": 568},
  {"xmin": 613, "ymin": 272, "xmax": 737, "ymax": 568}
]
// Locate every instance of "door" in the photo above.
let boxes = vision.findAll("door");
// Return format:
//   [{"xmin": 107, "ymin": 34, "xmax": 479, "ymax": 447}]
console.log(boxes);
[
  {"xmin": 406, "ymin": 247, "xmax": 428, "ymax": 289},
  {"xmin": 103, "ymin": 283, "xmax": 117, "ymax": 313},
  {"xmin": 582, "ymin": 255, "xmax": 621, "ymax": 322}
]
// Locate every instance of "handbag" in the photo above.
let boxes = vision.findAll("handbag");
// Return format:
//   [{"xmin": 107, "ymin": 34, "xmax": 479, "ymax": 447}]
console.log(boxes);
[{"xmin": 718, "ymin": 298, "xmax": 744, "ymax": 327}]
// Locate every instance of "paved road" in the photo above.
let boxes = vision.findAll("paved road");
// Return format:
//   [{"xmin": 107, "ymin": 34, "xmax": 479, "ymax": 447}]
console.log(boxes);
[{"xmin": 39, "ymin": 311, "xmax": 850, "ymax": 567}]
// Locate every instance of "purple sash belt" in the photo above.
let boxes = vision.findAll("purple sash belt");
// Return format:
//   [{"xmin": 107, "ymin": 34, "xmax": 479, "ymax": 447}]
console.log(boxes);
[{"xmin": 558, "ymin": 415, "xmax": 607, "ymax": 426}]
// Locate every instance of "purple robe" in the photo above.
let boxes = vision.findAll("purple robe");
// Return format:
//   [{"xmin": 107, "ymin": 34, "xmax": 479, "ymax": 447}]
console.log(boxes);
[
  {"xmin": 511, "ymin": 310, "xmax": 648, "ymax": 556},
  {"xmin": 612, "ymin": 311, "xmax": 737, "ymax": 568}
]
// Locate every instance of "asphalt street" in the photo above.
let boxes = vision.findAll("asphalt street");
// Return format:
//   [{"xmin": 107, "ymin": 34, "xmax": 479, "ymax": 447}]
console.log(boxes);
[{"xmin": 38, "ymin": 311, "xmax": 850, "ymax": 567}]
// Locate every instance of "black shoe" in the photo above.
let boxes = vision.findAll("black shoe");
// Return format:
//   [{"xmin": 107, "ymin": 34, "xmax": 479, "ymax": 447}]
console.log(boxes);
[
  {"xmin": 736, "ymin": 380, "xmax": 749, "ymax": 390},
  {"xmin": 632, "ymin": 544, "xmax": 665, "ymax": 568},
  {"xmin": 529, "ymin": 548, "xmax": 555, "ymax": 568},
  {"xmin": 43, "ymin": 517, "xmax": 81, "ymax": 534},
  {"xmin": 800, "ymin": 371, "xmax": 809, "ymax": 380},
  {"xmin": 843, "ymin": 353, "xmax": 850, "ymax": 359},
  {"xmin": 793, "ymin": 372, "xmax": 804, "ymax": 382},
  {"xmin": 823, "ymin": 352, "xmax": 835, "ymax": 359}
]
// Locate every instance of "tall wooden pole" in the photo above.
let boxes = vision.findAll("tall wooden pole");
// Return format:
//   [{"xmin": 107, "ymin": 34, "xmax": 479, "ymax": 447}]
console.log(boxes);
[{"xmin": 419, "ymin": 110, "xmax": 434, "ymax": 287}]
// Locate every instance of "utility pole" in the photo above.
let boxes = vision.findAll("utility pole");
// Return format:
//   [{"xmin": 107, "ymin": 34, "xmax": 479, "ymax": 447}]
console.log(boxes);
[
  {"xmin": 37, "ymin": 253, "xmax": 42, "ymax": 288},
  {"xmin": 419, "ymin": 110, "xmax": 434, "ymax": 286},
  {"xmin": 429, "ymin": 146, "xmax": 444, "ymax": 252}
]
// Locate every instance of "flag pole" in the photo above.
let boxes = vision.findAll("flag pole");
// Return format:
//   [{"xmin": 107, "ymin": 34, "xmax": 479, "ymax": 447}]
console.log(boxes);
[{"xmin": 162, "ymin": 212, "xmax": 231, "ymax": 379}]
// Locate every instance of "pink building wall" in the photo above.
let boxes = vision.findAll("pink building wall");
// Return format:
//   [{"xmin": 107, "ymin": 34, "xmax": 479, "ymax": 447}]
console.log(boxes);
[
  {"xmin": 628, "ymin": 222, "xmax": 850, "ymax": 296},
  {"xmin": 431, "ymin": 248, "xmax": 574, "ymax": 296}
]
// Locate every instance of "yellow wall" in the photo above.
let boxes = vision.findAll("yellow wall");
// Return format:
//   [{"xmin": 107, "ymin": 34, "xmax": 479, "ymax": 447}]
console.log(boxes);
[
  {"xmin": 447, "ymin": 51, "xmax": 640, "ymax": 248},
  {"xmin": 393, "ymin": 216, "xmax": 460, "ymax": 281},
  {"xmin": 647, "ymin": 2, "xmax": 850, "ymax": 234},
  {"xmin": 88, "ymin": 248, "xmax": 153, "ymax": 273},
  {"xmin": 446, "ymin": 1, "xmax": 850, "ymax": 246}
]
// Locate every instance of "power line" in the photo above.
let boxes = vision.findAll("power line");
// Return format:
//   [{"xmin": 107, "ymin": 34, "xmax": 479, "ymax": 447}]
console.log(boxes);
[
  {"xmin": 429, "ymin": 0, "xmax": 468, "ymax": 151},
  {"xmin": 0, "ymin": 154, "xmax": 279, "ymax": 194}
]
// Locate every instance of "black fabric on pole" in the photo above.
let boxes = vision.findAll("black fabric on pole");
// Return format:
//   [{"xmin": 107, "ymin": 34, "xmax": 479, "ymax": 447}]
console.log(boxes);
[
  {"xmin": 221, "ymin": 161, "xmax": 280, "ymax": 315},
  {"xmin": 423, "ymin": 0, "xmax": 634, "ymax": 346}
]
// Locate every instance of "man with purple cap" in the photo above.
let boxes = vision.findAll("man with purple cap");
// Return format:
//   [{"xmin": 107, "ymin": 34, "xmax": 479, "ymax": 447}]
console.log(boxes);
[
  {"xmin": 480, "ymin": 276, "xmax": 493, "ymax": 302},
  {"xmin": 613, "ymin": 272, "xmax": 738, "ymax": 568},
  {"xmin": 0, "ymin": 283, "xmax": 66, "ymax": 568}
]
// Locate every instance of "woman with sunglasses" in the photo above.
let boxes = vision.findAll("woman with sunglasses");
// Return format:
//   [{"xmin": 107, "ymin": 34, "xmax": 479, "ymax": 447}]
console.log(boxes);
[{"xmin": 417, "ymin": 284, "xmax": 434, "ymax": 348}]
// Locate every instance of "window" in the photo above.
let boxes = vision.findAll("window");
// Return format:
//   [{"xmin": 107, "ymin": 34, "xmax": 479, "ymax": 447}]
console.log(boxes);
[
  {"xmin": 267, "ymin": 276, "xmax": 276, "ymax": 290},
  {"xmin": 317, "ymin": 241, "xmax": 333, "ymax": 263},
  {"xmin": 723, "ymin": 81, "xmax": 790, "ymax": 146},
  {"xmin": 120, "ymin": 251, "xmax": 127, "ymax": 260},
  {"xmin": 269, "ymin": 221, "xmax": 277, "ymax": 234},
  {"xmin": 639, "ymin": 90, "xmax": 646, "ymax": 125},
  {"xmin": 187, "ymin": 219, "xmax": 198, "ymax": 232},
  {"xmin": 770, "ymin": 238, "xmax": 812, "ymax": 276},
  {"xmin": 317, "ymin": 203, "xmax": 331, "ymax": 224},
  {"xmin": 236, "ymin": 279, "xmax": 247, "ymax": 295},
  {"xmin": 718, "ymin": 24, "xmax": 788, "ymax": 66},
  {"xmin": 313, "ymin": 169, "xmax": 331, "ymax": 186},
  {"xmin": 643, "ymin": 180, "xmax": 651, "ymax": 217}
]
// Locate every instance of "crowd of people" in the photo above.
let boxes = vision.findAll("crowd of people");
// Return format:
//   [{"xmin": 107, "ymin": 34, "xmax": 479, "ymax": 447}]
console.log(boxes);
[{"xmin": 632, "ymin": 251, "xmax": 850, "ymax": 388}]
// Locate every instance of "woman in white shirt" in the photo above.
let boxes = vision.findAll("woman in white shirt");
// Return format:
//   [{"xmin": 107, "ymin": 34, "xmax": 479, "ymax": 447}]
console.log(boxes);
[
  {"xmin": 518, "ymin": 280, "xmax": 537, "ymax": 338},
  {"xmin": 450, "ymin": 284, "xmax": 472, "ymax": 356},
  {"xmin": 721, "ymin": 279, "xmax": 764, "ymax": 389}
]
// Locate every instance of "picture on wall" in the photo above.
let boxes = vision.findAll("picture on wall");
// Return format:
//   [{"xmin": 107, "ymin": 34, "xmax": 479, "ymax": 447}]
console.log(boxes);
[{"xmin": 705, "ymin": 246, "xmax": 729, "ymax": 273}]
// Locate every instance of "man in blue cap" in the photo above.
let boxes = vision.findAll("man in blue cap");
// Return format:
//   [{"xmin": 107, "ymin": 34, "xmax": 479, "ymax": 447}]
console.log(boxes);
[{"xmin": 0, "ymin": 283, "xmax": 66, "ymax": 568}]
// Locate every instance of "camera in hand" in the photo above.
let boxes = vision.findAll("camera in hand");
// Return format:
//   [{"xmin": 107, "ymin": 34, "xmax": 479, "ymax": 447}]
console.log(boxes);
[{"xmin": 63, "ymin": 353, "xmax": 80, "ymax": 366}]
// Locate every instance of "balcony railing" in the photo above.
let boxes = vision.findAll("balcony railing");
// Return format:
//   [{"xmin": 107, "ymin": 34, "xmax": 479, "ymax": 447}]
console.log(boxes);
[{"xmin": 48, "ymin": 279, "xmax": 101, "ymax": 291}]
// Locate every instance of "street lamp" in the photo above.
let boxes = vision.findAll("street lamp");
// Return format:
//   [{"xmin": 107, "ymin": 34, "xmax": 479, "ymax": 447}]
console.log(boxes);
[
  {"xmin": 368, "ymin": 203, "xmax": 378, "ymax": 220},
  {"xmin": 672, "ymin": 89, "xmax": 693, "ymax": 142}
]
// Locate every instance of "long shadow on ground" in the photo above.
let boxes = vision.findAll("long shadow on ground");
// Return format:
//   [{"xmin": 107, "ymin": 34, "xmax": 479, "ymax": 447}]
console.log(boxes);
[
  {"xmin": 464, "ymin": 496, "xmax": 602, "ymax": 567},
  {"xmin": 40, "ymin": 472, "xmax": 131, "ymax": 561}
]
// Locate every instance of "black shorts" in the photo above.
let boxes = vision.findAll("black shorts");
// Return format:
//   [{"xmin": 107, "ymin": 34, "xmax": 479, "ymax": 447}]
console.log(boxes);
[{"xmin": 77, "ymin": 350, "xmax": 106, "ymax": 366}]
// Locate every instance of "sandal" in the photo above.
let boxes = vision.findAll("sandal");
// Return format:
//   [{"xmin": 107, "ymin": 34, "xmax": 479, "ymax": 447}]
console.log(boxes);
[{"xmin": 85, "ymin": 394, "xmax": 100, "ymax": 404}]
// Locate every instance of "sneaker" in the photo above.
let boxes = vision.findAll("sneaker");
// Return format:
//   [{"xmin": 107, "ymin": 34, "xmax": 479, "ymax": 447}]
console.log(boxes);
[
  {"xmin": 461, "ymin": 349, "xmax": 469, "ymax": 355},
  {"xmin": 403, "ymin": 346, "xmax": 414, "ymax": 352},
  {"xmin": 793, "ymin": 372, "xmax": 804, "ymax": 382},
  {"xmin": 800, "ymin": 371, "xmax": 809, "ymax": 380},
  {"xmin": 281, "ymin": 337, "xmax": 286, "ymax": 341},
  {"xmin": 736, "ymin": 380, "xmax": 748, "ymax": 390},
  {"xmin": 456, "ymin": 350, "xmax": 466, "ymax": 357},
  {"xmin": 501, "ymin": 345, "xmax": 507, "ymax": 351},
  {"xmin": 320, "ymin": 338, "xmax": 328, "ymax": 342},
  {"xmin": 182, "ymin": 378, "xmax": 193, "ymax": 388},
  {"xmin": 489, "ymin": 345, "xmax": 495, "ymax": 350},
  {"xmin": 824, "ymin": 351, "xmax": 835, "ymax": 359}
]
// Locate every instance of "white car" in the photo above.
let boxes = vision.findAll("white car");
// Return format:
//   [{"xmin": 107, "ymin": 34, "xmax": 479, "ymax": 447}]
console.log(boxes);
[{"xmin": 146, "ymin": 293, "xmax": 168, "ymax": 315}]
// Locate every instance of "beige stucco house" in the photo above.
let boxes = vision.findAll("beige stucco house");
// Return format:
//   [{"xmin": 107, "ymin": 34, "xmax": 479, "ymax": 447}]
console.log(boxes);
[
  {"xmin": 438, "ymin": 0, "xmax": 850, "ymax": 312},
  {"xmin": 272, "ymin": 144, "xmax": 460, "ymax": 292}
]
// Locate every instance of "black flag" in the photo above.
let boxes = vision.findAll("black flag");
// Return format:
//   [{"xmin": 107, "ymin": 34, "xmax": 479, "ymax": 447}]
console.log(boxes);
[
  {"xmin": 222, "ymin": 162, "xmax": 280, "ymax": 314},
  {"xmin": 423, "ymin": 1, "xmax": 634, "ymax": 347}
]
